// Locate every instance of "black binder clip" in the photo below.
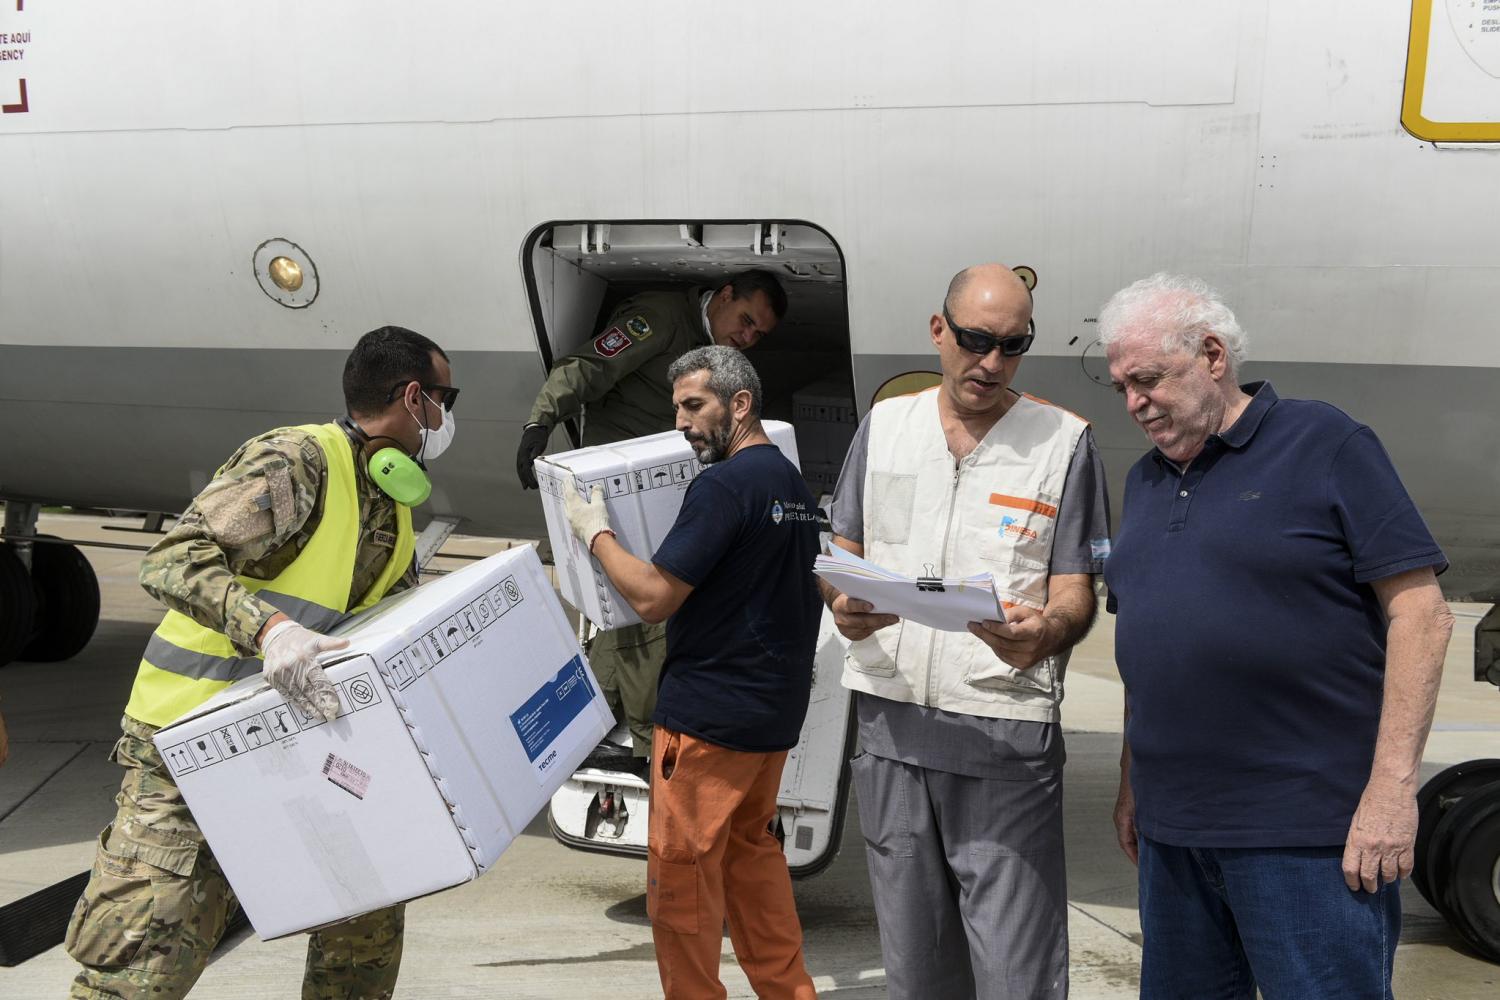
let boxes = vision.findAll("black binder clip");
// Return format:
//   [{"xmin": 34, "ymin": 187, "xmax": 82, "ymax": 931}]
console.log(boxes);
[{"xmin": 916, "ymin": 563, "xmax": 945, "ymax": 593}]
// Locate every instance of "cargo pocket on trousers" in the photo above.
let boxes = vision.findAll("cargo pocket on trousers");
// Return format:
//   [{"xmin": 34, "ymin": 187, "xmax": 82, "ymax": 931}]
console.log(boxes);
[
  {"xmin": 647, "ymin": 848, "xmax": 698, "ymax": 934},
  {"xmin": 65, "ymin": 820, "xmax": 203, "ymax": 972},
  {"xmin": 849, "ymin": 752, "xmax": 913, "ymax": 858}
]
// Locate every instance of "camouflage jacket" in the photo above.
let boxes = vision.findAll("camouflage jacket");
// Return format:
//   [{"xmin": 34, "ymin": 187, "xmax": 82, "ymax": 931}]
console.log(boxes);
[
  {"xmin": 527, "ymin": 287, "xmax": 710, "ymax": 445},
  {"xmin": 139, "ymin": 425, "xmax": 417, "ymax": 656}
]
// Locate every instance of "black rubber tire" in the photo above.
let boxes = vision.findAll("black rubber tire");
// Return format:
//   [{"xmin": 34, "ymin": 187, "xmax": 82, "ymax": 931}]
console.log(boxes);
[
  {"xmin": 19, "ymin": 538, "xmax": 100, "ymax": 662},
  {"xmin": 0, "ymin": 543, "xmax": 38, "ymax": 668},
  {"xmin": 1440, "ymin": 783, "xmax": 1500, "ymax": 964},
  {"xmin": 1414, "ymin": 760, "xmax": 1500, "ymax": 908}
]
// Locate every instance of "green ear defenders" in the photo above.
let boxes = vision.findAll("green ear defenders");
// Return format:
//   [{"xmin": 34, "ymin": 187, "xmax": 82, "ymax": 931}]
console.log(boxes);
[{"xmin": 340, "ymin": 417, "xmax": 432, "ymax": 506}]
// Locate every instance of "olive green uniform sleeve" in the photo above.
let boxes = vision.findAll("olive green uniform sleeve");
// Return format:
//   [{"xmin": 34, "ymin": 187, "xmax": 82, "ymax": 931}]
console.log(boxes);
[
  {"xmin": 526, "ymin": 301, "xmax": 683, "ymax": 428},
  {"xmin": 138, "ymin": 431, "xmax": 324, "ymax": 656}
]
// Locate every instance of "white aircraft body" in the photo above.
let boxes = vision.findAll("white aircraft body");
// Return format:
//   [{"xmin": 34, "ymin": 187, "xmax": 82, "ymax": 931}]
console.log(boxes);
[{"xmin": 1, "ymin": 0, "xmax": 1498, "ymax": 923}]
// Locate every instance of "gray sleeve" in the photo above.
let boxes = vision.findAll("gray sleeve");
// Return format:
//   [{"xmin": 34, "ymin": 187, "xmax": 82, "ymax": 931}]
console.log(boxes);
[
  {"xmin": 828, "ymin": 414, "xmax": 872, "ymax": 543},
  {"xmin": 1050, "ymin": 427, "xmax": 1112, "ymax": 575}
]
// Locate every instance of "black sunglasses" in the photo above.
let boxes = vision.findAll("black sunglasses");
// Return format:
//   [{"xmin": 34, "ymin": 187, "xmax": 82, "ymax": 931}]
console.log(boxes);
[
  {"xmin": 388, "ymin": 382, "xmax": 461, "ymax": 412},
  {"xmin": 943, "ymin": 305, "xmax": 1036, "ymax": 358}
]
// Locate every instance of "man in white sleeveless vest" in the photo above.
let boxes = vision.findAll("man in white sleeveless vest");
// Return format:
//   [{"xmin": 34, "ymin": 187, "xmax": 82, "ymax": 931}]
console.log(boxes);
[
  {"xmin": 65, "ymin": 326, "xmax": 455, "ymax": 1000},
  {"xmin": 822, "ymin": 265, "xmax": 1111, "ymax": 999}
]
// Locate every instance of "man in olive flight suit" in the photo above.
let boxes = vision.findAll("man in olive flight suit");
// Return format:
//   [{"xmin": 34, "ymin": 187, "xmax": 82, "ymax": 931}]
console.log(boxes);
[
  {"xmin": 66, "ymin": 326, "xmax": 457, "ymax": 1000},
  {"xmin": 515, "ymin": 270, "xmax": 787, "ymax": 764}
]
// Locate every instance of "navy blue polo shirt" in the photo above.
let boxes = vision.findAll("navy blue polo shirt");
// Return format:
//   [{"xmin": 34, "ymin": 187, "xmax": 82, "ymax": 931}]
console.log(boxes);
[
  {"xmin": 651, "ymin": 443, "xmax": 824, "ymax": 753},
  {"xmin": 1104, "ymin": 382, "xmax": 1446, "ymax": 847}
]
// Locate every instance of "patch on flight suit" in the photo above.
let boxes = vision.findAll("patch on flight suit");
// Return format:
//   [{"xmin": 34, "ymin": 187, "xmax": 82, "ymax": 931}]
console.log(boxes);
[
  {"xmin": 626, "ymin": 315, "xmax": 653, "ymax": 340},
  {"xmin": 594, "ymin": 327, "xmax": 633, "ymax": 358},
  {"xmin": 372, "ymin": 529, "xmax": 396, "ymax": 548}
]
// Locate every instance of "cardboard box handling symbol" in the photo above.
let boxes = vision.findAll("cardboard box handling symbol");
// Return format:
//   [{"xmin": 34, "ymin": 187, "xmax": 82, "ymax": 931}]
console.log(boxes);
[
  {"xmin": 152, "ymin": 545, "xmax": 612, "ymax": 940},
  {"xmin": 533, "ymin": 421, "xmax": 800, "ymax": 630}
]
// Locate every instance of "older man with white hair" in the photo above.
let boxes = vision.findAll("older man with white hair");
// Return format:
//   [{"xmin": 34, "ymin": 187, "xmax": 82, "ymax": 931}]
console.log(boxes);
[{"xmin": 1100, "ymin": 273, "xmax": 1454, "ymax": 999}]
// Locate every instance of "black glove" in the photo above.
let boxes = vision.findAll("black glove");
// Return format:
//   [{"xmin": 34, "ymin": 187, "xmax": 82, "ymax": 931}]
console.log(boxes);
[{"xmin": 516, "ymin": 423, "xmax": 551, "ymax": 489}]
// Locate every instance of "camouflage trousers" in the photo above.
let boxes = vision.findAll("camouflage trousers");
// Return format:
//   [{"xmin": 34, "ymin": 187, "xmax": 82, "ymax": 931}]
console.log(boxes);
[
  {"xmin": 66, "ymin": 715, "xmax": 404, "ymax": 1000},
  {"xmin": 587, "ymin": 621, "xmax": 667, "ymax": 757}
]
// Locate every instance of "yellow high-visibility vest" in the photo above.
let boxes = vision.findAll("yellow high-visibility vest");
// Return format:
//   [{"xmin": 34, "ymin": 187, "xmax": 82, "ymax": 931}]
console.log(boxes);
[{"xmin": 124, "ymin": 422, "xmax": 414, "ymax": 727}]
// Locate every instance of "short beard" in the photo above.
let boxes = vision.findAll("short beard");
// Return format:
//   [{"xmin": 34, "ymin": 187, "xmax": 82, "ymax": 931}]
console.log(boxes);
[{"xmin": 686, "ymin": 413, "xmax": 734, "ymax": 465}]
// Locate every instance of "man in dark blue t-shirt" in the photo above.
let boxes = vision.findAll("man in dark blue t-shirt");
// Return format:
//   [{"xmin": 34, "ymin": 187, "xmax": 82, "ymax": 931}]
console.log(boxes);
[
  {"xmin": 562, "ymin": 344, "xmax": 821, "ymax": 1000},
  {"xmin": 1098, "ymin": 274, "xmax": 1454, "ymax": 1000}
]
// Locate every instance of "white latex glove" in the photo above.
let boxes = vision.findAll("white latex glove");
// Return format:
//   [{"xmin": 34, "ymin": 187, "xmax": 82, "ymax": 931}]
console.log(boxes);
[
  {"xmin": 562, "ymin": 473, "xmax": 613, "ymax": 552},
  {"xmin": 260, "ymin": 620, "xmax": 348, "ymax": 723}
]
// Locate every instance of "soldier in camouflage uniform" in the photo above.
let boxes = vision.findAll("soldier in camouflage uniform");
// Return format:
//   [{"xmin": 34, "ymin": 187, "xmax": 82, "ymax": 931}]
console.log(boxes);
[
  {"xmin": 67, "ymin": 326, "xmax": 456, "ymax": 1000},
  {"xmin": 515, "ymin": 271, "xmax": 787, "ymax": 760}
]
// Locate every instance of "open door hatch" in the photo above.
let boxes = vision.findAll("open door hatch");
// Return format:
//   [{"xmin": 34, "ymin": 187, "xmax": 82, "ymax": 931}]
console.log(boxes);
[{"xmin": 523, "ymin": 220, "xmax": 857, "ymax": 877}]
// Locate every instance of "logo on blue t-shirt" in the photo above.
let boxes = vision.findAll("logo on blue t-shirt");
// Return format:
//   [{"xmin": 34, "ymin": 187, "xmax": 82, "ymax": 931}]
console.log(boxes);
[{"xmin": 770, "ymin": 500, "xmax": 784, "ymax": 525}]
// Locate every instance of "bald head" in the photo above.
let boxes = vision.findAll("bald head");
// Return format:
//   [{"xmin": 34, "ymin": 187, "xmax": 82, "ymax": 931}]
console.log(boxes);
[{"xmin": 943, "ymin": 263, "xmax": 1032, "ymax": 317}]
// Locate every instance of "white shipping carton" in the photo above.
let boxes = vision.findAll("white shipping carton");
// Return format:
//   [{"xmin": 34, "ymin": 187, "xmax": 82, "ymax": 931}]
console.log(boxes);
[
  {"xmin": 152, "ymin": 546, "xmax": 612, "ymax": 940},
  {"xmin": 791, "ymin": 379, "xmax": 858, "ymax": 467},
  {"xmin": 535, "ymin": 421, "xmax": 800, "ymax": 629}
]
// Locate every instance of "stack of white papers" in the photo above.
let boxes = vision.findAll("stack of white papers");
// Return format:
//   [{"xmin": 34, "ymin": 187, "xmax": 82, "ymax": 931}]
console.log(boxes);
[{"xmin": 813, "ymin": 545, "xmax": 1004, "ymax": 633}]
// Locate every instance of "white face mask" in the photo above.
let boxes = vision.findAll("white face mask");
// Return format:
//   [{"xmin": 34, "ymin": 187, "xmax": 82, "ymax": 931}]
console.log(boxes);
[{"xmin": 410, "ymin": 391, "xmax": 456, "ymax": 462}]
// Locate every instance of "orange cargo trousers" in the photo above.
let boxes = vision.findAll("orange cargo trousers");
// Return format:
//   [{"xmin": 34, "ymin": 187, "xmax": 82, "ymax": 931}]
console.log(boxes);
[{"xmin": 648, "ymin": 726, "xmax": 817, "ymax": 1000}]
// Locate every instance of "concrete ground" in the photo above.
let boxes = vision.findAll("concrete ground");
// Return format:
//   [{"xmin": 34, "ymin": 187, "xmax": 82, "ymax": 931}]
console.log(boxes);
[{"xmin": 1, "ymin": 513, "xmax": 1497, "ymax": 998}]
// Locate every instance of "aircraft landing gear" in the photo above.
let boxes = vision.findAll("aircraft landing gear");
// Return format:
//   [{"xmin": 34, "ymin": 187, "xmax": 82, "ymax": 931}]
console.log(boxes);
[
  {"xmin": 0, "ymin": 543, "xmax": 38, "ymax": 667},
  {"xmin": 0, "ymin": 502, "xmax": 101, "ymax": 668},
  {"xmin": 1414, "ymin": 759, "xmax": 1500, "ymax": 963},
  {"xmin": 20, "ymin": 538, "xmax": 100, "ymax": 662}
]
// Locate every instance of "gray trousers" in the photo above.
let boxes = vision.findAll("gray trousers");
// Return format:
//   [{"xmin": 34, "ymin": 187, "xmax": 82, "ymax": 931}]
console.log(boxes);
[{"xmin": 851, "ymin": 751, "xmax": 1068, "ymax": 1000}]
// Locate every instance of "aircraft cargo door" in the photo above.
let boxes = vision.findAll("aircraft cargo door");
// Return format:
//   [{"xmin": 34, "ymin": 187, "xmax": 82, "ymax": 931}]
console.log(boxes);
[{"xmin": 523, "ymin": 220, "xmax": 858, "ymax": 877}]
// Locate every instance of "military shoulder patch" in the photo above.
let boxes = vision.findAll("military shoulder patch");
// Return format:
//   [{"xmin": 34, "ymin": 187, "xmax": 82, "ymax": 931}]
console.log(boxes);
[
  {"xmin": 626, "ymin": 315, "xmax": 653, "ymax": 339},
  {"xmin": 594, "ymin": 327, "xmax": 633, "ymax": 358}
]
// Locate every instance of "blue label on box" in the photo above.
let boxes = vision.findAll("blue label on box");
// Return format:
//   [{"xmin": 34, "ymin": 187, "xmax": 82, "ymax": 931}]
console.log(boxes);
[{"xmin": 509, "ymin": 655, "xmax": 596, "ymax": 763}]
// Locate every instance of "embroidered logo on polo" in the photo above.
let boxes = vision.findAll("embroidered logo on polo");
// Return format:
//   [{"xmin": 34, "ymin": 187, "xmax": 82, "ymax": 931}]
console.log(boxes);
[
  {"xmin": 594, "ymin": 327, "xmax": 632, "ymax": 358},
  {"xmin": 626, "ymin": 316, "xmax": 653, "ymax": 340},
  {"xmin": 767, "ymin": 497, "xmax": 825, "ymax": 526}
]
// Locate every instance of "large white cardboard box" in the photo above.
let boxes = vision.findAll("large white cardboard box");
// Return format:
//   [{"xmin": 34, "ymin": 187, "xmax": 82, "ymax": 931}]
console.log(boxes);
[
  {"xmin": 152, "ymin": 545, "xmax": 612, "ymax": 940},
  {"xmin": 535, "ymin": 421, "xmax": 800, "ymax": 629}
]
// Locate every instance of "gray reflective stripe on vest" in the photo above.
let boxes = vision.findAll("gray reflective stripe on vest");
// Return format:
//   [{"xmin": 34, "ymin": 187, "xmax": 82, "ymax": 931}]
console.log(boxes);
[
  {"xmin": 257, "ymin": 590, "xmax": 346, "ymax": 633},
  {"xmin": 143, "ymin": 591, "xmax": 345, "ymax": 682},
  {"xmin": 142, "ymin": 634, "xmax": 263, "ymax": 682}
]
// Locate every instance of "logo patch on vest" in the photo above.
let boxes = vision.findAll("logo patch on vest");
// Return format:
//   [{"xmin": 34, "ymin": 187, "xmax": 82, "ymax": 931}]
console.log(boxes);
[
  {"xmin": 594, "ymin": 327, "xmax": 632, "ymax": 358},
  {"xmin": 999, "ymin": 515, "xmax": 1040, "ymax": 542},
  {"xmin": 372, "ymin": 529, "xmax": 396, "ymax": 548}
]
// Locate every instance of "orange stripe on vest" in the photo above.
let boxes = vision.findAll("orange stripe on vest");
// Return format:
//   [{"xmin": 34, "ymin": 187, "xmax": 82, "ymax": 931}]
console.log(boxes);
[{"xmin": 988, "ymin": 493, "xmax": 1058, "ymax": 518}]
